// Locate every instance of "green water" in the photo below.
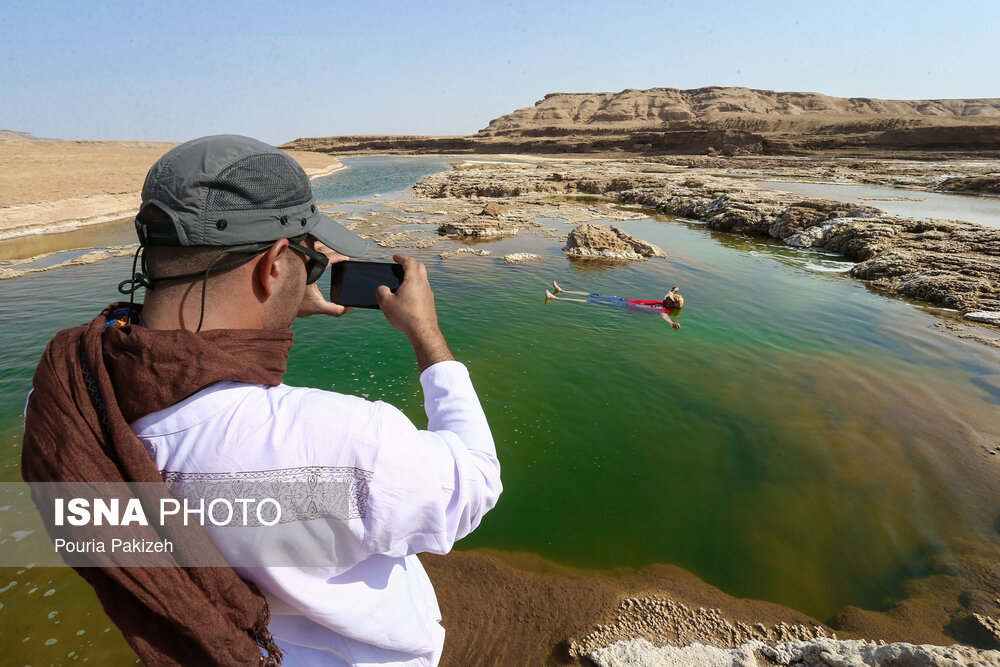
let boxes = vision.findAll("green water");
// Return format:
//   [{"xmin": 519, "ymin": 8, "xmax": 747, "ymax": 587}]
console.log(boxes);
[{"xmin": 2, "ymin": 157, "xmax": 1000, "ymax": 664}]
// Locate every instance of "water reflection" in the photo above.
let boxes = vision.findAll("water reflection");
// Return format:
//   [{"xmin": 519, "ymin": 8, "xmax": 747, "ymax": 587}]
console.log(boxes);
[{"xmin": 760, "ymin": 181, "xmax": 1000, "ymax": 228}]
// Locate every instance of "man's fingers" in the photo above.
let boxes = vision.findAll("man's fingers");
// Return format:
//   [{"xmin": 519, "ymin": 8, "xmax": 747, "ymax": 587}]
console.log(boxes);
[
  {"xmin": 314, "ymin": 241, "xmax": 350, "ymax": 264},
  {"xmin": 375, "ymin": 284, "xmax": 393, "ymax": 306},
  {"xmin": 297, "ymin": 284, "xmax": 354, "ymax": 318},
  {"xmin": 392, "ymin": 253, "xmax": 427, "ymax": 280},
  {"xmin": 392, "ymin": 253, "xmax": 413, "ymax": 270},
  {"xmin": 323, "ymin": 303, "xmax": 353, "ymax": 317}
]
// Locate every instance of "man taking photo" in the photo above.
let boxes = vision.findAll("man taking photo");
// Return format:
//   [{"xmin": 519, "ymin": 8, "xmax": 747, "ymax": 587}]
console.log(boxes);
[{"xmin": 21, "ymin": 135, "xmax": 502, "ymax": 666}]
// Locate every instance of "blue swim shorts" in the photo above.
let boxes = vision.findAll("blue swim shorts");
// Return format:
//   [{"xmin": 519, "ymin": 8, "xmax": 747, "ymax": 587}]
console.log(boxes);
[{"xmin": 587, "ymin": 294, "xmax": 628, "ymax": 308}]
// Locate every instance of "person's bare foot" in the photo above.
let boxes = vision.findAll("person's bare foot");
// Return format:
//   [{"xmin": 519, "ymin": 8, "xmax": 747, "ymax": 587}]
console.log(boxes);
[
  {"xmin": 545, "ymin": 289, "xmax": 556, "ymax": 301},
  {"xmin": 552, "ymin": 280, "xmax": 562, "ymax": 294}
]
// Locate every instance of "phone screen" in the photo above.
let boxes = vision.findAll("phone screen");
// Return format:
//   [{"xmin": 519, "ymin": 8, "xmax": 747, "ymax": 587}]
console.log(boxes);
[{"xmin": 330, "ymin": 260, "xmax": 405, "ymax": 309}]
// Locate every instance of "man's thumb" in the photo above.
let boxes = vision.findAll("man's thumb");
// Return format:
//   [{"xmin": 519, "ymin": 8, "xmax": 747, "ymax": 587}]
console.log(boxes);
[{"xmin": 375, "ymin": 284, "xmax": 393, "ymax": 305}]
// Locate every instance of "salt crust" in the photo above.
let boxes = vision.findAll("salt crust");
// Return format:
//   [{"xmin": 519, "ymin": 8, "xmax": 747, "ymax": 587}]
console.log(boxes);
[{"xmin": 590, "ymin": 637, "xmax": 1000, "ymax": 667}]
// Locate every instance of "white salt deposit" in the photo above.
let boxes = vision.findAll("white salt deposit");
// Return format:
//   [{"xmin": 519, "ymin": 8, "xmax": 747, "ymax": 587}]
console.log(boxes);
[
  {"xmin": 964, "ymin": 311, "xmax": 1000, "ymax": 324},
  {"xmin": 590, "ymin": 637, "xmax": 1000, "ymax": 667}
]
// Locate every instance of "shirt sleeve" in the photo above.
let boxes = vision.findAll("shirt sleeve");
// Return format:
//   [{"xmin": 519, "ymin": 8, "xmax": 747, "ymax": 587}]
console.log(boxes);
[{"xmin": 361, "ymin": 360, "xmax": 501, "ymax": 558}]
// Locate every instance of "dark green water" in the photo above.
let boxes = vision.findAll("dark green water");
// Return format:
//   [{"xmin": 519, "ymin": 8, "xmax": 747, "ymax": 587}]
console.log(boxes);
[{"xmin": 2, "ymin": 157, "xmax": 999, "ymax": 664}]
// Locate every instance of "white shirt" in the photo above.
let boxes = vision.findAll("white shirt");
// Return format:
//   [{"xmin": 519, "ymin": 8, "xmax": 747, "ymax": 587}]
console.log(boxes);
[{"xmin": 129, "ymin": 360, "xmax": 501, "ymax": 666}]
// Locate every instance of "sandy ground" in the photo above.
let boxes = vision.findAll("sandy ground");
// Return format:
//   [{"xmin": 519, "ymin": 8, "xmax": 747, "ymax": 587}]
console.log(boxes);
[
  {"xmin": 421, "ymin": 548, "xmax": 1000, "ymax": 666},
  {"xmin": 0, "ymin": 140, "xmax": 343, "ymax": 239},
  {"xmin": 422, "ymin": 550, "xmax": 837, "ymax": 666}
]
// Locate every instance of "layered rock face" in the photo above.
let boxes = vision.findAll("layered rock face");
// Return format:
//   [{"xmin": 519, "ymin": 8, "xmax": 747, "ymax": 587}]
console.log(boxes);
[
  {"xmin": 437, "ymin": 203, "xmax": 523, "ymax": 237},
  {"xmin": 938, "ymin": 176, "xmax": 1000, "ymax": 195},
  {"xmin": 438, "ymin": 216, "xmax": 518, "ymax": 237},
  {"xmin": 283, "ymin": 87, "xmax": 1000, "ymax": 156},
  {"xmin": 480, "ymin": 87, "xmax": 1000, "ymax": 134},
  {"xmin": 477, "ymin": 88, "xmax": 1000, "ymax": 154}
]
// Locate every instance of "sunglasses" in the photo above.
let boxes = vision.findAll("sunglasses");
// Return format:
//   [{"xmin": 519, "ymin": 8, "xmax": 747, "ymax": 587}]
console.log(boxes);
[
  {"xmin": 215, "ymin": 236, "xmax": 329, "ymax": 285},
  {"xmin": 287, "ymin": 238, "xmax": 330, "ymax": 285}
]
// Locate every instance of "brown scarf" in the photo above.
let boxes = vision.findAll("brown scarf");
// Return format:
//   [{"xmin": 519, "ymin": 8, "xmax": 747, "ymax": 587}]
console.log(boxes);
[{"xmin": 21, "ymin": 303, "xmax": 295, "ymax": 666}]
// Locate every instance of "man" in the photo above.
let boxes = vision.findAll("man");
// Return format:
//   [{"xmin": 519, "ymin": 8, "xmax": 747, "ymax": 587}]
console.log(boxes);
[
  {"xmin": 21, "ymin": 135, "xmax": 501, "ymax": 666},
  {"xmin": 545, "ymin": 280, "xmax": 684, "ymax": 328}
]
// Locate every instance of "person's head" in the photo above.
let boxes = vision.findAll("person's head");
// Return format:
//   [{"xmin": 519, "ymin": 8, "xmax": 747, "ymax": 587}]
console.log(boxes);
[
  {"xmin": 663, "ymin": 286, "xmax": 684, "ymax": 309},
  {"xmin": 131, "ymin": 135, "xmax": 368, "ymax": 330},
  {"xmin": 142, "ymin": 236, "xmax": 327, "ymax": 329}
]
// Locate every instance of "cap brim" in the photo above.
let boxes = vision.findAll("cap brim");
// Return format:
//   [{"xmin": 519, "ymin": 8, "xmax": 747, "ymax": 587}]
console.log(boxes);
[{"xmin": 310, "ymin": 213, "xmax": 370, "ymax": 257}]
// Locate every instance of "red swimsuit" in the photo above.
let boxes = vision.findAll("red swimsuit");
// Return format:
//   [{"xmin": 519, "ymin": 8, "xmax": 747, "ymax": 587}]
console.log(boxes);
[{"xmin": 626, "ymin": 298, "xmax": 672, "ymax": 313}]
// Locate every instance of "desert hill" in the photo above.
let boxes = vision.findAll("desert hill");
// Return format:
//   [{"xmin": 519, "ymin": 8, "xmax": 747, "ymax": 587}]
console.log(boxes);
[
  {"xmin": 480, "ymin": 86, "xmax": 1000, "ymax": 135},
  {"xmin": 284, "ymin": 87, "xmax": 1000, "ymax": 156},
  {"xmin": 0, "ymin": 130, "xmax": 48, "ymax": 142},
  {"xmin": 479, "ymin": 87, "xmax": 1000, "ymax": 134}
]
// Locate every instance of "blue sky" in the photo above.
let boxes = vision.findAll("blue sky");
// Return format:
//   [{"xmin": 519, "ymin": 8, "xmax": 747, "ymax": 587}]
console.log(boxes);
[{"xmin": 2, "ymin": 0, "xmax": 998, "ymax": 144}]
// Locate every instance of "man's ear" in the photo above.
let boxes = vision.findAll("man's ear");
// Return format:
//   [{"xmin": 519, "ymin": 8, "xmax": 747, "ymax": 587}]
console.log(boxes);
[{"xmin": 255, "ymin": 239, "xmax": 290, "ymax": 297}]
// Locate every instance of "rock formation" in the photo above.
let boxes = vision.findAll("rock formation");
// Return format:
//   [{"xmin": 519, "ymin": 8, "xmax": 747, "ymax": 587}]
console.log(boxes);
[
  {"xmin": 482, "ymin": 87, "xmax": 1000, "ymax": 131},
  {"xmin": 282, "ymin": 87, "xmax": 1000, "ymax": 156},
  {"xmin": 479, "ymin": 202, "xmax": 508, "ymax": 217},
  {"xmin": 439, "ymin": 248, "xmax": 492, "ymax": 259},
  {"xmin": 499, "ymin": 252, "xmax": 541, "ymax": 264},
  {"xmin": 438, "ymin": 215, "xmax": 518, "ymax": 238},
  {"xmin": 937, "ymin": 176, "xmax": 1000, "ymax": 195},
  {"xmin": 563, "ymin": 224, "xmax": 666, "ymax": 261}
]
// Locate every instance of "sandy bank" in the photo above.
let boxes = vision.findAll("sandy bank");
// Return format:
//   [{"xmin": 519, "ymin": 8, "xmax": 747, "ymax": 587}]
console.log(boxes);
[
  {"xmin": 0, "ymin": 140, "xmax": 343, "ymax": 241},
  {"xmin": 422, "ymin": 549, "xmax": 1000, "ymax": 666}
]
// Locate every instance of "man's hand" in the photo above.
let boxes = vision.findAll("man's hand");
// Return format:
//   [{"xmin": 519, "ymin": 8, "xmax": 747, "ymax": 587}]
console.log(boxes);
[
  {"xmin": 297, "ymin": 242, "xmax": 353, "ymax": 318},
  {"xmin": 377, "ymin": 253, "xmax": 454, "ymax": 371}
]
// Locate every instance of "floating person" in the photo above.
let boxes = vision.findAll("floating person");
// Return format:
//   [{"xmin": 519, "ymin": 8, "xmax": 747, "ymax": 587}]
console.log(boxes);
[{"xmin": 545, "ymin": 280, "xmax": 684, "ymax": 329}]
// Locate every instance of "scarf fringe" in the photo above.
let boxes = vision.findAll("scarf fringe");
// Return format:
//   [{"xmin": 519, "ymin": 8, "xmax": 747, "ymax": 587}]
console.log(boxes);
[{"xmin": 253, "ymin": 609, "xmax": 284, "ymax": 666}]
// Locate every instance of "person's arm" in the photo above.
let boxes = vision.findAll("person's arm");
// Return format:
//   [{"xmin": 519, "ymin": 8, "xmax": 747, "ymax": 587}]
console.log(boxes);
[
  {"xmin": 358, "ymin": 362, "xmax": 500, "ymax": 558},
  {"xmin": 359, "ymin": 253, "xmax": 498, "ymax": 556},
  {"xmin": 662, "ymin": 312, "xmax": 681, "ymax": 329},
  {"xmin": 377, "ymin": 253, "xmax": 455, "ymax": 372}
]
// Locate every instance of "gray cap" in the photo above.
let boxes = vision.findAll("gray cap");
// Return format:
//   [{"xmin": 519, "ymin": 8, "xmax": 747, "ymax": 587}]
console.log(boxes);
[{"xmin": 135, "ymin": 134, "xmax": 368, "ymax": 256}]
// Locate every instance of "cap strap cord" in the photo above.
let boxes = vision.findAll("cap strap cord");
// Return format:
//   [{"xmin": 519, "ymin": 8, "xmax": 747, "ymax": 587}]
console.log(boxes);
[
  {"xmin": 114, "ymin": 245, "xmax": 151, "ymax": 324},
  {"xmin": 117, "ymin": 236, "xmax": 322, "ymax": 331}
]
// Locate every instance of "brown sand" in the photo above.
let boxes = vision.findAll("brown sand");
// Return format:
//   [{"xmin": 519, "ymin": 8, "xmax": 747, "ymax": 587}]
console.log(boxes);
[
  {"xmin": 422, "ymin": 548, "xmax": 1000, "ymax": 666},
  {"xmin": 422, "ymin": 550, "xmax": 831, "ymax": 666},
  {"xmin": 0, "ymin": 139, "xmax": 343, "ymax": 238}
]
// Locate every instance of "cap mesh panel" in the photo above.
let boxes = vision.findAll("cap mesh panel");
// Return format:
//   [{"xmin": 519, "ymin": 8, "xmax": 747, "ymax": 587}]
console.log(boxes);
[{"xmin": 205, "ymin": 154, "xmax": 312, "ymax": 212}]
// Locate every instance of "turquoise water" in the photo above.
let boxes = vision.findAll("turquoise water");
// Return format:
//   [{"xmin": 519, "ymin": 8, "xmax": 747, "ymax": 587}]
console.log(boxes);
[
  {"xmin": 314, "ymin": 156, "xmax": 459, "ymax": 202},
  {"xmin": 2, "ymin": 157, "xmax": 1000, "ymax": 664},
  {"xmin": 760, "ymin": 180, "xmax": 1000, "ymax": 227}
]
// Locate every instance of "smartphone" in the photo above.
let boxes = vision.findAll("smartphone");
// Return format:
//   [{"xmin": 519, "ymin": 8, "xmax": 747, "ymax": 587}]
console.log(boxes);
[{"xmin": 329, "ymin": 260, "xmax": 405, "ymax": 309}]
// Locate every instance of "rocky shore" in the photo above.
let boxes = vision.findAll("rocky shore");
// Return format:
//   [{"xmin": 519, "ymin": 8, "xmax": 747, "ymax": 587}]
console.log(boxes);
[{"xmin": 412, "ymin": 159, "xmax": 1000, "ymax": 320}]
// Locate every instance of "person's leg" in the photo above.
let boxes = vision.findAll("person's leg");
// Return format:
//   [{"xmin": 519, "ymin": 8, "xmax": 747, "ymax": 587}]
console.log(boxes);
[
  {"xmin": 545, "ymin": 290, "xmax": 588, "ymax": 303},
  {"xmin": 552, "ymin": 280, "xmax": 589, "ymax": 297}
]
